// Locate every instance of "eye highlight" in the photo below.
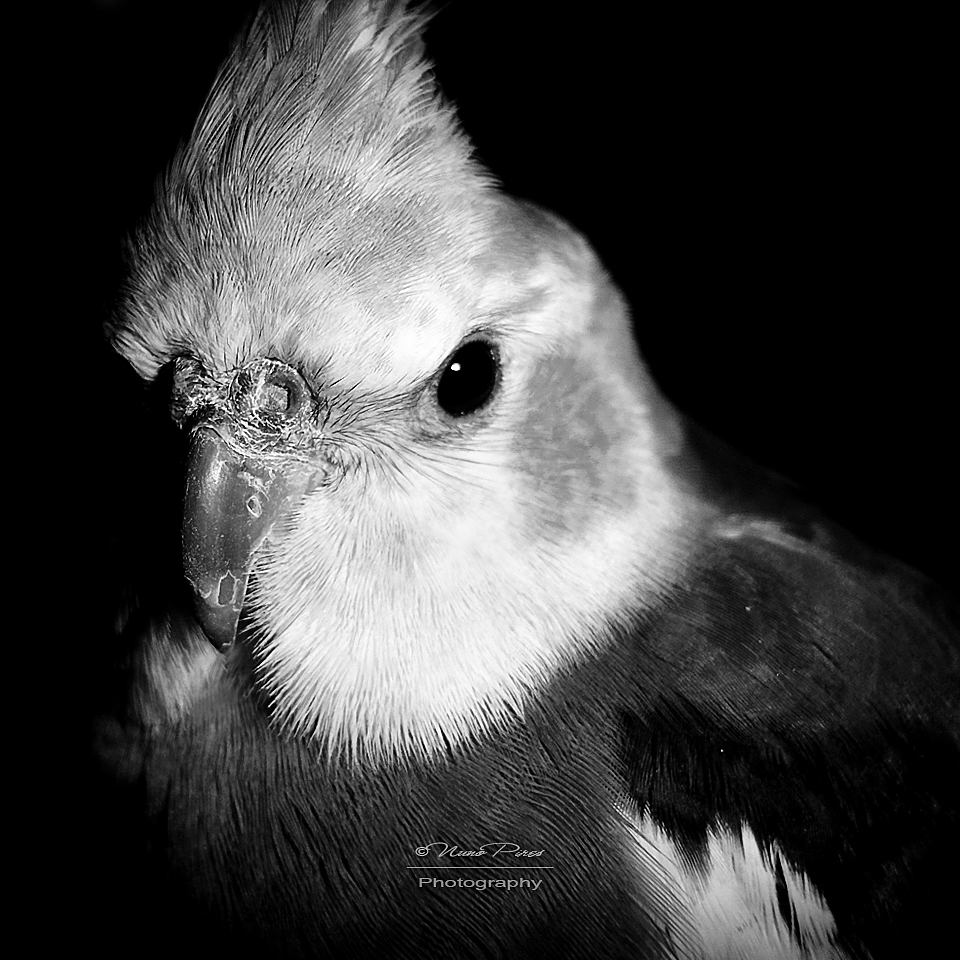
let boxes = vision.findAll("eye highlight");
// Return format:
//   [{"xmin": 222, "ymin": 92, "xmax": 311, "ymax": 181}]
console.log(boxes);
[{"xmin": 436, "ymin": 340, "xmax": 500, "ymax": 417}]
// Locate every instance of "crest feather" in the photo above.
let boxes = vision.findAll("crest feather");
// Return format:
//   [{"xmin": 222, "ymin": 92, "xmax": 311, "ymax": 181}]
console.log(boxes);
[
  {"xmin": 148, "ymin": 0, "xmax": 487, "ymax": 259},
  {"xmin": 180, "ymin": 0, "xmax": 466, "ymax": 183}
]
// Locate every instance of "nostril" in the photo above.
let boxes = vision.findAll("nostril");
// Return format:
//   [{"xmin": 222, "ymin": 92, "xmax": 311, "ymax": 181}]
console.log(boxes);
[
  {"xmin": 260, "ymin": 382, "xmax": 292, "ymax": 416},
  {"xmin": 257, "ymin": 369, "xmax": 307, "ymax": 420},
  {"xmin": 232, "ymin": 358, "xmax": 311, "ymax": 423}
]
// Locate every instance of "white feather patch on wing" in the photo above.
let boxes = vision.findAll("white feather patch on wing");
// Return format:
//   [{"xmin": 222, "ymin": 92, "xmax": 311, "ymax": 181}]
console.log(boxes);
[{"xmin": 621, "ymin": 808, "xmax": 853, "ymax": 960}]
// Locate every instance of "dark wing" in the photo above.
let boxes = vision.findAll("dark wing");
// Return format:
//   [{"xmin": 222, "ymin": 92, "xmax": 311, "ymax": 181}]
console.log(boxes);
[{"xmin": 620, "ymin": 518, "xmax": 960, "ymax": 960}]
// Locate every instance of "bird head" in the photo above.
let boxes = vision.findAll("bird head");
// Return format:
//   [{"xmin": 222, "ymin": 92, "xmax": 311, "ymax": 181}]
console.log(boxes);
[{"xmin": 111, "ymin": 0, "xmax": 692, "ymax": 762}]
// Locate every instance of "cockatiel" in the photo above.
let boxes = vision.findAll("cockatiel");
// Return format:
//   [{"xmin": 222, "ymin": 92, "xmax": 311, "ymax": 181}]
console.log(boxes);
[{"xmin": 93, "ymin": 1, "xmax": 959, "ymax": 958}]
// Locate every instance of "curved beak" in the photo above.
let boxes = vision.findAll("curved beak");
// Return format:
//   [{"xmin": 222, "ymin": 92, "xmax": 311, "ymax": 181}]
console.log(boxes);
[{"xmin": 182, "ymin": 426, "xmax": 319, "ymax": 650}]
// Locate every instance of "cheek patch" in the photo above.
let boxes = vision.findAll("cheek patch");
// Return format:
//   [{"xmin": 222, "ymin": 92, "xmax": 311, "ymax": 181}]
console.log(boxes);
[{"xmin": 513, "ymin": 352, "xmax": 635, "ymax": 540}]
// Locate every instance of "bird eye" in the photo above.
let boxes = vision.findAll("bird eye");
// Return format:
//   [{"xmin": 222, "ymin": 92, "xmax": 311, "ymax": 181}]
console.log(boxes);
[{"xmin": 436, "ymin": 340, "xmax": 500, "ymax": 417}]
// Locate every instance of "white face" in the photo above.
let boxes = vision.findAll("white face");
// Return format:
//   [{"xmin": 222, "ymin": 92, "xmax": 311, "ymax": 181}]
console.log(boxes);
[{"xmin": 112, "ymin": 2, "xmax": 694, "ymax": 762}]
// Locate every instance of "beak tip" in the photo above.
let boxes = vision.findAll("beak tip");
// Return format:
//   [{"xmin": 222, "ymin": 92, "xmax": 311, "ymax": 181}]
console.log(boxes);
[
  {"xmin": 186, "ymin": 572, "xmax": 248, "ymax": 651},
  {"xmin": 193, "ymin": 603, "xmax": 241, "ymax": 652}
]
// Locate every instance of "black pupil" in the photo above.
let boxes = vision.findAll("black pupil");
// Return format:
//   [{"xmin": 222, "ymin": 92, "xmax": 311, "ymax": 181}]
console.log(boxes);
[{"xmin": 436, "ymin": 341, "xmax": 498, "ymax": 417}]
